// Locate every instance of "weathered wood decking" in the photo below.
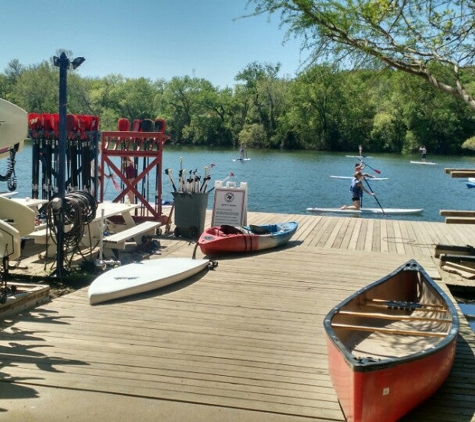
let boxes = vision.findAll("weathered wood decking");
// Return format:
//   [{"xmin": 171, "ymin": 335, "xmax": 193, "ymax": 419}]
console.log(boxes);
[{"xmin": 2, "ymin": 212, "xmax": 475, "ymax": 421}]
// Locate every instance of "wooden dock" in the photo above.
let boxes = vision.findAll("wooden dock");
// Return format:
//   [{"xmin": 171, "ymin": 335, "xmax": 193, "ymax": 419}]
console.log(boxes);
[{"xmin": 2, "ymin": 211, "xmax": 475, "ymax": 421}]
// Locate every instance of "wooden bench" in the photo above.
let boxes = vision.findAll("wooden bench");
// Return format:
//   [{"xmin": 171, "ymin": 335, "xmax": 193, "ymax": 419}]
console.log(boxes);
[
  {"xmin": 440, "ymin": 211, "xmax": 475, "ymax": 225},
  {"xmin": 29, "ymin": 221, "xmax": 161, "ymax": 258},
  {"xmin": 444, "ymin": 217, "xmax": 475, "ymax": 224},
  {"xmin": 28, "ymin": 228, "xmax": 51, "ymax": 244},
  {"xmin": 445, "ymin": 169, "xmax": 475, "ymax": 177},
  {"xmin": 440, "ymin": 210, "xmax": 475, "ymax": 217},
  {"xmin": 103, "ymin": 221, "xmax": 161, "ymax": 258}
]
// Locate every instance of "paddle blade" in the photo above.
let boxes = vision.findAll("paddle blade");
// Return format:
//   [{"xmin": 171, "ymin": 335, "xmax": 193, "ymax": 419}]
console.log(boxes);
[{"xmin": 373, "ymin": 169, "xmax": 381, "ymax": 174}]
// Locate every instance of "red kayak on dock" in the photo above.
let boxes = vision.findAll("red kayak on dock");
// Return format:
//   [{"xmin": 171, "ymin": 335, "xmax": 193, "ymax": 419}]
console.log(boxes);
[
  {"xmin": 198, "ymin": 222, "xmax": 298, "ymax": 255},
  {"xmin": 324, "ymin": 260, "xmax": 459, "ymax": 422}
]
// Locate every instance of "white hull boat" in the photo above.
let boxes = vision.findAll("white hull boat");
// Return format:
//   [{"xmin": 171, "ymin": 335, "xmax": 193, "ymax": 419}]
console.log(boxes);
[{"xmin": 0, "ymin": 98, "xmax": 27, "ymax": 158}]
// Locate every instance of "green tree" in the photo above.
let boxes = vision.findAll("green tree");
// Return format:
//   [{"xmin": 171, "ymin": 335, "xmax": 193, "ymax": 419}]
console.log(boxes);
[
  {"xmin": 284, "ymin": 64, "xmax": 368, "ymax": 150},
  {"xmin": 10, "ymin": 61, "xmax": 58, "ymax": 112},
  {"xmin": 235, "ymin": 62, "xmax": 284, "ymax": 146},
  {"xmin": 185, "ymin": 81, "xmax": 235, "ymax": 146},
  {"xmin": 2, "ymin": 59, "xmax": 24, "ymax": 100},
  {"xmin": 249, "ymin": 0, "xmax": 475, "ymax": 111}
]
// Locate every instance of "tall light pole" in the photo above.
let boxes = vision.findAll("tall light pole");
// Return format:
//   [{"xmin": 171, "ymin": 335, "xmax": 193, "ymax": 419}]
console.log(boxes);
[{"xmin": 52, "ymin": 52, "xmax": 85, "ymax": 278}]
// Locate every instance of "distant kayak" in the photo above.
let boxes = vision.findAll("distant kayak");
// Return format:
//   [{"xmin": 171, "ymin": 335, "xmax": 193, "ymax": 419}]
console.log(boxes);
[
  {"xmin": 307, "ymin": 207, "xmax": 423, "ymax": 216},
  {"xmin": 330, "ymin": 175, "xmax": 388, "ymax": 181},
  {"xmin": 410, "ymin": 161, "xmax": 437, "ymax": 165},
  {"xmin": 467, "ymin": 182, "xmax": 475, "ymax": 189}
]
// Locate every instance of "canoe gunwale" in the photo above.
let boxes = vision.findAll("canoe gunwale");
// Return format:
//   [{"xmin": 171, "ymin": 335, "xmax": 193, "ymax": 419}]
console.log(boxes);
[{"xmin": 323, "ymin": 260, "xmax": 459, "ymax": 373}]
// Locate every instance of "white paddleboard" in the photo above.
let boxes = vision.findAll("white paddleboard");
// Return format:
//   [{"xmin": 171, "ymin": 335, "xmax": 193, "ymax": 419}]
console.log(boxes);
[
  {"xmin": 88, "ymin": 257, "xmax": 213, "ymax": 305},
  {"xmin": 410, "ymin": 161, "xmax": 436, "ymax": 165},
  {"xmin": 346, "ymin": 155, "xmax": 372, "ymax": 159},
  {"xmin": 0, "ymin": 99, "xmax": 27, "ymax": 157},
  {"xmin": 233, "ymin": 158, "xmax": 251, "ymax": 162},
  {"xmin": 306, "ymin": 207, "xmax": 423, "ymax": 216},
  {"xmin": 330, "ymin": 176, "xmax": 388, "ymax": 181}
]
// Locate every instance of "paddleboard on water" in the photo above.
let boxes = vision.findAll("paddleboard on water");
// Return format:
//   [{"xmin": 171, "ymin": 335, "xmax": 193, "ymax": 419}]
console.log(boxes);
[
  {"xmin": 88, "ymin": 257, "xmax": 215, "ymax": 305},
  {"xmin": 306, "ymin": 207, "xmax": 423, "ymax": 216},
  {"xmin": 330, "ymin": 175, "xmax": 388, "ymax": 181},
  {"xmin": 0, "ymin": 99, "xmax": 27, "ymax": 158},
  {"xmin": 233, "ymin": 158, "xmax": 251, "ymax": 162},
  {"xmin": 410, "ymin": 161, "xmax": 437, "ymax": 165},
  {"xmin": 346, "ymin": 155, "xmax": 372, "ymax": 159}
]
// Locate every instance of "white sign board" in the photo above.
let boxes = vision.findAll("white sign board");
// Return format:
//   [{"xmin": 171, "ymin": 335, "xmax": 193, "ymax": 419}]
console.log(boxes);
[{"xmin": 211, "ymin": 181, "xmax": 247, "ymax": 227}]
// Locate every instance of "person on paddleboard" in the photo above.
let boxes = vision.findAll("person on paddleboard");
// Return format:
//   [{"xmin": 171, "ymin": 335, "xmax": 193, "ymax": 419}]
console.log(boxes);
[
  {"xmin": 239, "ymin": 143, "xmax": 246, "ymax": 160},
  {"xmin": 340, "ymin": 171, "xmax": 375, "ymax": 210},
  {"xmin": 419, "ymin": 146, "xmax": 427, "ymax": 161},
  {"xmin": 355, "ymin": 162, "xmax": 374, "ymax": 179}
]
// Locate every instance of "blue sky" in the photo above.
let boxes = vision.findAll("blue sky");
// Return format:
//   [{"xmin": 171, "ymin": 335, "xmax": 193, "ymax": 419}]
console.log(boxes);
[{"xmin": 0, "ymin": 0, "xmax": 305, "ymax": 88}]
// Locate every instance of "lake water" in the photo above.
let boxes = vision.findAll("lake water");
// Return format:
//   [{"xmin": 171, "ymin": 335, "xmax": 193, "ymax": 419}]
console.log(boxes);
[{"xmin": 4, "ymin": 143, "xmax": 475, "ymax": 223}]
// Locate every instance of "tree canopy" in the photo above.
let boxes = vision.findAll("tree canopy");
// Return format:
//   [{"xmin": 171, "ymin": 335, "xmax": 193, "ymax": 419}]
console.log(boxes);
[
  {"xmin": 248, "ymin": 0, "xmax": 475, "ymax": 110},
  {"xmin": 2, "ymin": 49, "xmax": 475, "ymax": 154}
]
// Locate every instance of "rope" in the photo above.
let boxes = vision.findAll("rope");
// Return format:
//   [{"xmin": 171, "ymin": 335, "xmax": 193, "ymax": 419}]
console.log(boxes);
[
  {"xmin": 0, "ymin": 148, "xmax": 18, "ymax": 191},
  {"xmin": 45, "ymin": 190, "xmax": 98, "ymax": 271}
]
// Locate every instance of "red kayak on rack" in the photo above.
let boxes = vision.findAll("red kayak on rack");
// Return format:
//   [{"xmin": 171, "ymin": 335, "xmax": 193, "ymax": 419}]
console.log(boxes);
[{"xmin": 198, "ymin": 222, "xmax": 298, "ymax": 255}]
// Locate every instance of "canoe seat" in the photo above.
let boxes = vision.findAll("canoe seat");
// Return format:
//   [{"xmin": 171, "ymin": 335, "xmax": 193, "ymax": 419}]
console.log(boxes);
[{"xmin": 249, "ymin": 225, "xmax": 271, "ymax": 235}]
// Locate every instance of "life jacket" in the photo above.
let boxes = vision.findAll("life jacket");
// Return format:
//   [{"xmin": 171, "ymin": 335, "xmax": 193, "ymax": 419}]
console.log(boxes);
[{"xmin": 350, "ymin": 178, "xmax": 362, "ymax": 197}]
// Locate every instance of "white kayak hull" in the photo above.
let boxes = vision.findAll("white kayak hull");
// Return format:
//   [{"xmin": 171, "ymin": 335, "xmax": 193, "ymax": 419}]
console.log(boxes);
[
  {"xmin": 410, "ymin": 161, "xmax": 436, "ymax": 165},
  {"xmin": 88, "ymin": 258, "xmax": 212, "ymax": 305},
  {"xmin": 0, "ymin": 99, "xmax": 27, "ymax": 158},
  {"xmin": 330, "ymin": 176, "xmax": 388, "ymax": 181},
  {"xmin": 307, "ymin": 207, "xmax": 423, "ymax": 215}
]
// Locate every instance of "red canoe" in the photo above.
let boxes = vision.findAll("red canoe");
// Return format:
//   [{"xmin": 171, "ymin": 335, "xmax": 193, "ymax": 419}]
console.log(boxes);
[
  {"xmin": 323, "ymin": 260, "xmax": 459, "ymax": 422},
  {"xmin": 198, "ymin": 222, "xmax": 298, "ymax": 255}
]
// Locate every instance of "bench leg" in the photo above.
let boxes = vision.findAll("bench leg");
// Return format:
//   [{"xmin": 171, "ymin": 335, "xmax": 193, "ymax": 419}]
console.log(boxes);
[{"xmin": 111, "ymin": 248, "xmax": 119, "ymax": 261}]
